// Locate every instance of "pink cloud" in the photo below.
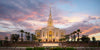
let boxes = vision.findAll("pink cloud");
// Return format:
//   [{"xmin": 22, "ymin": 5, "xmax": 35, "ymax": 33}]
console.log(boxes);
[
  {"xmin": 17, "ymin": 11, "xmax": 46, "ymax": 22},
  {"xmin": 17, "ymin": 12, "xmax": 37, "ymax": 22},
  {"xmin": 81, "ymin": 26, "xmax": 100, "ymax": 35}
]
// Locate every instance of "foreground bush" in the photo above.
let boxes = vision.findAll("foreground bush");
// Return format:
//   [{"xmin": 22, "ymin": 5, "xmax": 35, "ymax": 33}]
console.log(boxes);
[
  {"xmin": 66, "ymin": 47, "xmax": 76, "ymax": 50},
  {"xmin": 26, "ymin": 47, "xmax": 33, "ymax": 50},
  {"xmin": 33, "ymin": 47, "xmax": 45, "ymax": 50},
  {"xmin": 26, "ymin": 47, "xmax": 76, "ymax": 50},
  {"xmin": 50, "ymin": 47, "xmax": 65, "ymax": 50}
]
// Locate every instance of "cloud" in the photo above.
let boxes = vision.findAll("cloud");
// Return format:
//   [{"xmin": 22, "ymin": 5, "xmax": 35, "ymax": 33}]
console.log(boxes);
[
  {"xmin": 0, "ymin": 0, "xmax": 100, "ymax": 40},
  {"xmin": 82, "ymin": 26, "xmax": 100, "ymax": 34},
  {"xmin": 65, "ymin": 20, "xmax": 100, "ymax": 37},
  {"xmin": 0, "ymin": 32, "xmax": 10, "ymax": 40}
]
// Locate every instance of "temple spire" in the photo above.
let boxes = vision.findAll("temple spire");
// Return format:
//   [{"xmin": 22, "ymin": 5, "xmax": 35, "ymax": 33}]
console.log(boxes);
[
  {"xmin": 49, "ymin": 7, "xmax": 52, "ymax": 18},
  {"xmin": 48, "ymin": 7, "xmax": 53, "ymax": 27}
]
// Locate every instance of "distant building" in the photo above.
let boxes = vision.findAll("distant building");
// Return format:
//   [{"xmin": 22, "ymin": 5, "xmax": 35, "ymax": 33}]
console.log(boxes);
[{"xmin": 35, "ymin": 8, "xmax": 65, "ymax": 42}]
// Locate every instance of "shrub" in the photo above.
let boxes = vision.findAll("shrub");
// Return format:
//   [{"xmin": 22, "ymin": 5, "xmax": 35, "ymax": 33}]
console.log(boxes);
[
  {"xmin": 26, "ymin": 47, "xmax": 33, "ymax": 50},
  {"xmin": 66, "ymin": 47, "xmax": 76, "ymax": 50},
  {"xmin": 0, "ymin": 43, "xmax": 1, "ymax": 46},
  {"xmin": 50, "ymin": 47, "xmax": 65, "ymax": 50},
  {"xmin": 33, "ymin": 47, "xmax": 45, "ymax": 50}
]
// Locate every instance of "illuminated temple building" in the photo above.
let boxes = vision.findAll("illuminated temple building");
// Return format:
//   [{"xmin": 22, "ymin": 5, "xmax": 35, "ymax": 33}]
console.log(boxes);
[{"xmin": 35, "ymin": 8, "xmax": 65, "ymax": 42}]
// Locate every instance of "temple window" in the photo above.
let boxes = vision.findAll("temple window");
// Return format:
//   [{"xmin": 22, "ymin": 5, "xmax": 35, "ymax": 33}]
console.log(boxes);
[{"xmin": 37, "ymin": 33, "xmax": 40, "ymax": 37}]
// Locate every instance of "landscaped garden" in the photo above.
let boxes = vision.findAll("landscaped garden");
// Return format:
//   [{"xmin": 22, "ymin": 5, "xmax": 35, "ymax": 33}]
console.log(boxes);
[{"xmin": 0, "ymin": 29, "xmax": 100, "ymax": 50}]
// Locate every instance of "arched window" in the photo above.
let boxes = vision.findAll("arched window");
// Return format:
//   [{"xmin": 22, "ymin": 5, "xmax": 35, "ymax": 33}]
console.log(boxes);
[{"xmin": 37, "ymin": 33, "xmax": 40, "ymax": 37}]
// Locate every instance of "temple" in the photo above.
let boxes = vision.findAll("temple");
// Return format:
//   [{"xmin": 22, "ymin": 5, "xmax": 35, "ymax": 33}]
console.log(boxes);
[{"xmin": 35, "ymin": 8, "xmax": 65, "ymax": 42}]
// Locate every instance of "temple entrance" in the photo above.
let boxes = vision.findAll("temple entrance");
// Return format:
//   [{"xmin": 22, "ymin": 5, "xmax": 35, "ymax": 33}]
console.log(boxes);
[
  {"xmin": 53, "ymin": 39, "xmax": 55, "ymax": 42},
  {"xmin": 46, "ymin": 39, "xmax": 47, "ymax": 42},
  {"xmin": 48, "ymin": 31, "xmax": 52, "ymax": 42}
]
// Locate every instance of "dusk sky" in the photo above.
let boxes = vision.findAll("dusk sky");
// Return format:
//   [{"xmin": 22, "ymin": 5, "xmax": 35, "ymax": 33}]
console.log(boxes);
[{"xmin": 0, "ymin": 0, "xmax": 100, "ymax": 40}]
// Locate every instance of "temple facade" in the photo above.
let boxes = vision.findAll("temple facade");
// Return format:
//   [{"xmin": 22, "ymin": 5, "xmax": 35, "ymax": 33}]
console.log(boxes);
[{"xmin": 35, "ymin": 8, "xmax": 65, "ymax": 42}]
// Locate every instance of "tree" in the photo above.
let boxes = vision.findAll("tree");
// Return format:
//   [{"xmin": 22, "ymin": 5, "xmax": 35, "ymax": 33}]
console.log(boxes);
[
  {"xmin": 16, "ymin": 34, "xmax": 19, "ymax": 41},
  {"xmin": 19, "ymin": 30, "xmax": 24, "ymax": 42},
  {"xmin": 27, "ymin": 32, "xmax": 30, "ymax": 41},
  {"xmin": 59, "ymin": 38, "xmax": 63, "ymax": 42},
  {"xmin": 92, "ymin": 37, "xmax": 96, "ymax": 42},
  {"xmin": 70, "ymin": 33, "xmax": 73, "ymax": 41},
  {"xmin": 73, "ymin": 31, "xmax": 77, "ymax": 42},
  {"xmin": 59, "ymin": 38, "xmax": 65, "ymax": 42},
  {"xmin": 11, "ymin": 34, "xmax": 19, "ymax": 42},
  {"xmin": 5, "ymin": 36, "xmax": 8, "ymax": 41},
  {"xmin": 25, "ymin": 32, "xmax": 27, "ymax": 40},
  {"xmin": 38, "ymin": 39, "xmax": 42, "ymax": 42},
  {"xmin": 14, "ymin": 34, "xmax": 19, "ymax": 42},
  {"xmin": 11, "ymin": 34, "xmax": 19, "ymax": 49},
  {"xmin": 11, "ymin": 34, "xmax": 15, "ymax": 42},
  {"xmin": 81, "ymin": 35, "xmax": 90, "ymax": 42},
  {"xmin": 31, "ymin": 34, "xmax": 34, "ymax": 41},
  {"xmin": 65, "ymin": 35, "xmax": 69, "ymax": 42},
  {"xmin": 76, "ymin": 29, "xmax": 81, "ymax": 41},
  {"xmin": 32, "ymin": 34, "xmax": 37, "ymax": 42}
]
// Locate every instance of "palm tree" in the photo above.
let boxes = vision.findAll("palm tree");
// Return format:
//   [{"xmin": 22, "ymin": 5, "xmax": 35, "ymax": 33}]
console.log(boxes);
[
  {"xmin": 19, "ymin": 30, "xmax": 24, "ymax": 42},
  {"xmin": 32, "ymin": 34, "xmax": 37, "ymax": 42},
  {"xmin": 70, "ymin": 33, "xmax": 73, "ymax": 41},
  {"xmin": 27, "ymin": 32, "xmax": 30, "ymax": 41},
  {"xmin": 73, "ymin": 31, "xmax": 77, "ymax": 42},
  {"xmin": 5, "ymin": 36, "xmax": 8, "ymax": 41},
  {"xmin": 76, "ymin": 29, "xmax": 81, "ymax": 41},
  {"xmin": 25, "ymin": 32, "xmax": 28, "ymax": 41},
  {"xmin": 65, "ymin": 35, "xmax": 69, "ymax": 42},
  {"xmin": 92, "ymin": 37, "xmax": 96, "ymax": 42},
  {"xmin": 31, "ymin": 34, "xmax": 34, "ymax": 41},
  {"xmin": 11, "ymin": 34, "xmax": 15, "ymax": 42}
]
